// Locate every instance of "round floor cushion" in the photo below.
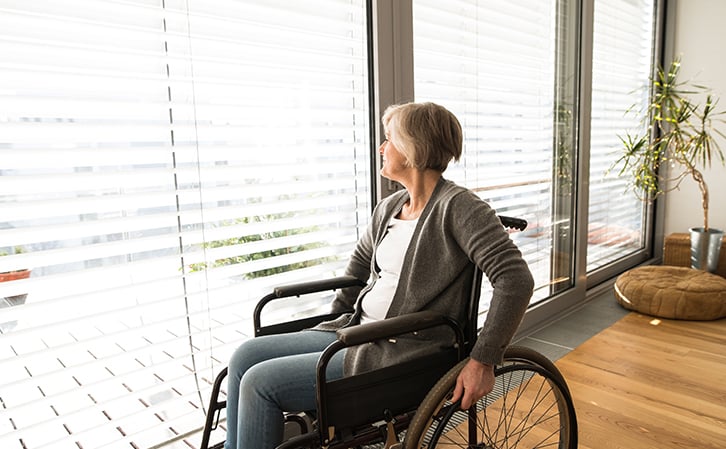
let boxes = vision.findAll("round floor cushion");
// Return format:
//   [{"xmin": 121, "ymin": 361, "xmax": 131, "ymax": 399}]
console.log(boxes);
[{"xmin": 614, "ymin": 265, "xmax": 726, "ymax": 320}]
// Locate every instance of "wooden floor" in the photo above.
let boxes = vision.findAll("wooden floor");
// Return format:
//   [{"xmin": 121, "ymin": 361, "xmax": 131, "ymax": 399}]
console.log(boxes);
[{"xmin": 555, "ymin": 312, "xmax": 726, "ymax": 449}]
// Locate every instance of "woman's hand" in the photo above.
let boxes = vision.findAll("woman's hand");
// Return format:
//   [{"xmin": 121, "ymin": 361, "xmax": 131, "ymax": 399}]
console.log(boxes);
[{"xmin": 451, "ymin": 358, "xmax": 495, "ymax": 410}]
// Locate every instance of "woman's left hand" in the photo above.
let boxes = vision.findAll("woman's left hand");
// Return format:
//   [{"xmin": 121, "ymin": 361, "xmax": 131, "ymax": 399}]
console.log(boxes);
[{"xmin": 451, "ymin": 358, "xmax": 495, "ymax": 410}]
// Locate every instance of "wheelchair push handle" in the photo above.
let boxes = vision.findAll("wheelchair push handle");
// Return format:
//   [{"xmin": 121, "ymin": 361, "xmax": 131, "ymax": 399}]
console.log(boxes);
[{"xmin": 499, "ymin": 215, "xmax": 527, "ymax": 231}]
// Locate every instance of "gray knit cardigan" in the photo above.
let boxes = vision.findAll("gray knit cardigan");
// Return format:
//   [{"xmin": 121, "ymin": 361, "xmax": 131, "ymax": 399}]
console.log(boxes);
[{"xmin": 317, "ymin": 177, "xmax": 534, "ymax": 375}]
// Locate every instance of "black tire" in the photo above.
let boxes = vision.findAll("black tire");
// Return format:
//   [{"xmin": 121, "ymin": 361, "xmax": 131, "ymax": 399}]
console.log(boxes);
[{"xmin": 404, "ymin": 346, "xmax": 577, "ymax": 449}]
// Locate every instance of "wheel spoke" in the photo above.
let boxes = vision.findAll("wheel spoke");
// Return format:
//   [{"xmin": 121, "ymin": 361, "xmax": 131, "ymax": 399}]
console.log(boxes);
[{"xmin": 405, "ymin": 348, "xmax": 576, "ymax": 449}]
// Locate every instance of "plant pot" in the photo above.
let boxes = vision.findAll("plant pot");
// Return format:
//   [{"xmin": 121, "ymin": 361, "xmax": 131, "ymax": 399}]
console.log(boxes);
[
  {"xmin": 0, "ymin": 268, "xmax": 31, "ymax": 282},
  {"xmin": 0, "ymin": 269, "xmax": 31, "ymax": 332},
  {"xmin": 689, "ymin": 227, "xmax": 724, "ymax": 273},
  {"xmin": 1, "ymin": 269, "xmax": 30, "ymax": 305}
]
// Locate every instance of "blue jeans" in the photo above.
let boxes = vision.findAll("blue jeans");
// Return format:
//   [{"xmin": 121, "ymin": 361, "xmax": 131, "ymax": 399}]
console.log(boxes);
[{"xmin": 225, "ymin": 330, "xmax": 345, "ymax": 449}]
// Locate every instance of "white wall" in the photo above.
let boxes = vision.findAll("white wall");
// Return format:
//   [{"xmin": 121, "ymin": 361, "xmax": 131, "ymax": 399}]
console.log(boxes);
[{"xmin": 664, "ymin": 0, "xmax": 726, "ymax": 235}]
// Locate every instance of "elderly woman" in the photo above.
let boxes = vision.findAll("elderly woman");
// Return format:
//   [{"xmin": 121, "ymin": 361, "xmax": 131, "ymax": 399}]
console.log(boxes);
[{"xmin": 225, "ymin": 102, "xmax": 534, "ymax": 449}]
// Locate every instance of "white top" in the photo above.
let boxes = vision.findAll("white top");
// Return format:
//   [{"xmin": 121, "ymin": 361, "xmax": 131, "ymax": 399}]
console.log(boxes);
[{"xmin": 360, "ymin": 217, "xmax": 418, "ymax": 324}]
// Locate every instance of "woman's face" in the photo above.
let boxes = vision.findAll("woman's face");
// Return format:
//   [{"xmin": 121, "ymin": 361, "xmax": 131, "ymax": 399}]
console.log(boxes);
[{"xmin": 378, "ymin": 130, "xmax": 409, "ymax": 181}]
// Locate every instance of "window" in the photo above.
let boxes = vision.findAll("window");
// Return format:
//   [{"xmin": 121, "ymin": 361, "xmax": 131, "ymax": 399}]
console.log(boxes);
[
  {"xmin": 412, "ymin": 0, "xmax": 580, "ymax": 305},
  {"xmin": 587, "ymin": 0, "xmax": 656, "ymax": 272},
  {"xmin": 0, "ymin": 1, "xmax": 370, "ymax": 447},
  {"xmin": 412, "ymin": 0, "xmax": 660, "ymax": 308}
]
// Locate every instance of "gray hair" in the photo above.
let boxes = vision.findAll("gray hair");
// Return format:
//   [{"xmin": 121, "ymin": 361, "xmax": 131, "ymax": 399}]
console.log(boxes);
[{"xmin": 382, "ymin": 102, "xmax": 462, "ymax": 172}]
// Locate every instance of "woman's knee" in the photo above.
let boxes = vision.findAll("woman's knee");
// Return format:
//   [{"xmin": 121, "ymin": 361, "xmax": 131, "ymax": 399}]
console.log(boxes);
[
  {"xmin": 228, "ymin": 338, "xmax": 265, "ymax": 380},
  {"xmin": 240, "ymin": 363, "xmax": 260, "ymax": 397},
  {"xmin": 240, "ymin": 361, "xmax": 278, "ymax": 403}
]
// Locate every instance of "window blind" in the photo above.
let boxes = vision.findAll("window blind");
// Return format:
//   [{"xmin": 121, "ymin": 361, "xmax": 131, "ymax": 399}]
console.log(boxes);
[
  {"xmin": 0, "ymin": 1, "xmax": 370, "ymax": 448},
  {"xmin": 412, "ymin": 0, "xmax": 568, "ymax": 305},
  {"xmin": 587, "ymin": 0, "xmax": 655, "ymax": 271}
]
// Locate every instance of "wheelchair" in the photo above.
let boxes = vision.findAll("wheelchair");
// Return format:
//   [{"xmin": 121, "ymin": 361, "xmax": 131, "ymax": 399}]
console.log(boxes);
[{"xmin": 200, "ymin": 216, "xmax": 577, "ymax": 449}]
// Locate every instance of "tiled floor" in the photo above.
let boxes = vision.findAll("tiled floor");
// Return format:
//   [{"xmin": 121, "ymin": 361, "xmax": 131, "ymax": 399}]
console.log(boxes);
[{"xmin": 516, "ymin": 287, "xmax": 629, "ymax": 362}]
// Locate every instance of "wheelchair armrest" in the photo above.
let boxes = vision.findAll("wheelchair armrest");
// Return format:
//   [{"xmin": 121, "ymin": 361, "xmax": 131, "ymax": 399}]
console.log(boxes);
[
  {"xmin": 335, "ymin": 310, "xmax": 463, "ymax": 348},
  {"xmin": 272, "ymin": 275, "xmax": 366, "ymax": 298},
  {"xmin": 317, "ymin": 311, "xmax": 465, "ymax": 378},
  {"xmin": 254, "ymin": 275, "xmax": 366, "ymax": 337}
]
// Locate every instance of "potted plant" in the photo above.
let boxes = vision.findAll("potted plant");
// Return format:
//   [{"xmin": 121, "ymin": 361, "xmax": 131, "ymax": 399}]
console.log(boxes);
[
  {"xmin": 610, "ymin": 57, "xmax": 726, "ymax": 272},
  {"xmin": 1, "ymin": 246, "xmax": 31, "ymax": 331},
  {"xmin": 0, "ymin": 246, "xmax": 31, "ymax": 305}
]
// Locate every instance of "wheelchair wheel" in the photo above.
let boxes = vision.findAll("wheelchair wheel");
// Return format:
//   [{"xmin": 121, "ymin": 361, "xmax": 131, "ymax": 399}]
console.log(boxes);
[{"xmin": 404, "ymin": 346, "xmax": 577, "ymax": 449}]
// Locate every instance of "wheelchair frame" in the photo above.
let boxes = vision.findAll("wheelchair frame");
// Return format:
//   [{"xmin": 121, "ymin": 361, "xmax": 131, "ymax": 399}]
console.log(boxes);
[{"xmin": 200, "ymin": 216, "xmax": 577, "ymax": 449}]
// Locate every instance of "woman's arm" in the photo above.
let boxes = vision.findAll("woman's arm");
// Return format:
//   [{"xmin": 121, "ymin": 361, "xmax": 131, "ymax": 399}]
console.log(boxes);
[{"xmin": 449, "ymin": 191, "xmax": 534, "ymax": 366}]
